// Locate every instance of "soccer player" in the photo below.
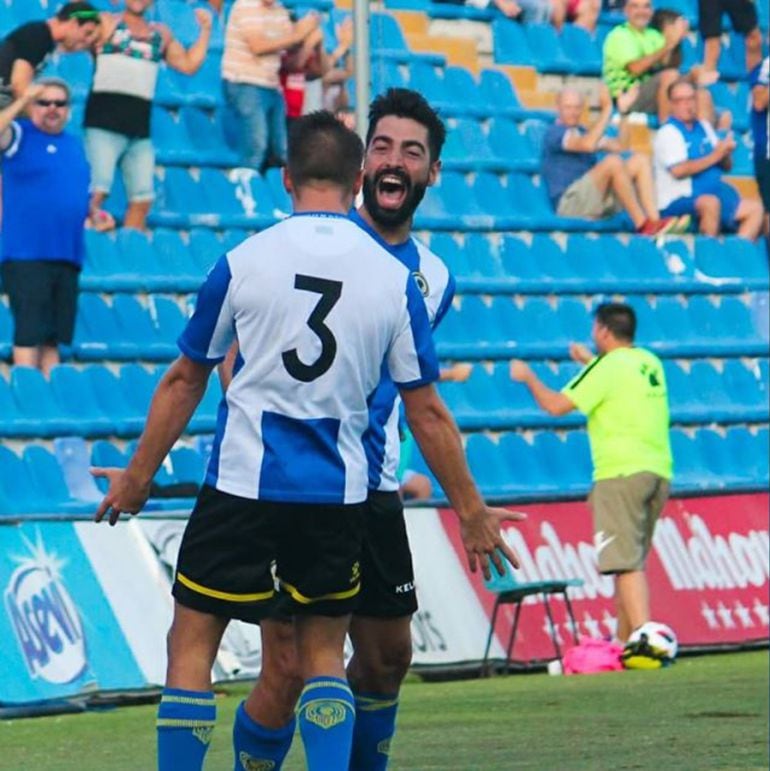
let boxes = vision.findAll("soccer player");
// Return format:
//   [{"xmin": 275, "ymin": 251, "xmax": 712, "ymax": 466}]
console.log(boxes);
[
  {"xmin": 229, "ymin": 88, "xmax": 488, "ymax": 771},
  {"xmin": 93, "ymin": 111, "xmax": 519, "ymax": 771},
  {"xmin": 510, "ymin": 303, "xmax": 672, "ymax": 643}
]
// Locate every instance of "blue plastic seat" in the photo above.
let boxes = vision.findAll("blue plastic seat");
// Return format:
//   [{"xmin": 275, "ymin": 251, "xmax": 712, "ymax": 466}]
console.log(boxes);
[
  {"xmin": 0, "ymin": 445, "xmax": 47, "ymax": 514},
  {"xmin": 563, "ymin": 234, "xmax": 617, "ymax": 290},
  {"xmin": 466, "ymin": 434, "xmax": 513, "ymax": 497},
  {"xmin": 49, "ymin": 365, "xmax": 115, "ymax": 437},
  {"xmin": 721, "ymin": 359, "xmax": 767, "ymax": 421},
  {"xmin": 153, "ymin": 168, "xmax": 204, "ymax": 228},
  {"xmin": 54, "ymin": 436, "xmax": 103, "ymax": 504},
  {"xmin": 670, "ymin": 428, "xmax": 705, "ymax": 491},
  {"xmin": 407, "ymin": 61, "xmax": 456, "ymax": 114},
  {"xmin": 197, "ymin": 169, "xmax": 275, "ymax": 229},
  {"xmin": 23, "ymin": 445, "xmax": 91, "ymax": 514},
  {"xmin": 264, "ymin": 166, "xmax": 292, "ymax": 217},
  {"xmin": 498, "ymin": 235, "xmax": 549, "ymax": 290},
  {"xmin": 442, "ymin": 67, "xmax": 491, "ymax": 117},
  {"xmin": 44, "ymin": 51, "xmax": 94, "ymax": 101},
  {"xmin": 189, "ymin": 228, "xmax": 226, "ymax": 273},
  {"xmin": 184, "ymin": 107, "xmax": 239, "ymax": 166},
  {"xmin": 370, "ymin": 12, "xmax": 412, "ymax": 60},
  {"xmin": 85, "ymin": 366, "xmax": 145, "ymax": 436},
  {"xmin": 492, "ymin": 366, "xmax": 544, "ymax": 428},
  {"xmin": 0, "ymin": 374, "xmax": 39, "ymax": 437},
  {"xmin": 493, "ymin": 19, "xmax": 535, "ymax": 67},
  {"xmin": 185, "ymin": 56, "xmax": 222, "ymax": 109},
  {"xmin": 155, "ymin": 65, "xmax": 188, "ymax": 107},
  {"xmin": 189, "ymin": 376, "xmax": 223, "ymax": 433},
  {"xmin": 171, "ymin": 447, "xmax": 206, "ymax": 486},
  {"xmin": 560, "ymin": 25, "xmax": 602, "ymax": 75},
  {"xmin": 115, "ymin": 227, "xmax": 164, "ymax": 291},
  {"xmin": 153, "ymin": 228, "xmax": 205, "ymax": 291},
  {"xmin": 150, "ymin": 296, "xmax": 189, "ymax": 346},
  {"xmin": 478, "ymin": 68, "xmax": 554, "ymax": 121},
  {"xmin": 153, "ymin": 107, "xmax": 194, "ymax": 165},
  {"xmin": 10, "ymin": 366, "xmax": 76, "ymax": 436},
  {"xmin": 119, "ymin": 364, "xmax": 164, "ymax": 426},
  {"xmin": 81, "ymin": 230, "xmax": 126, "ymax": 291},
  {"xmin": 371, "ymin": 60, "xmax": 408, "ymax": 94},
  {"xmin": 532, "ymin": 431, "xmax": 589, "ymax": 493},
  {"xmin": 487, "ymin": 118, "xmax": 539, "ymax": 172},
  {"xmin": 433, "ymin": 296, "xmax": 496, "ymax": 358},
  {"xmin": 494, "ymin": 297, "xmax": 564, "ymax": 357},
  {"xmin": 472, "ymin": 173, "xmax": 519, "ymax": 228},
  {"xmin": 464, "ymin": 233, "xmax": 506, "ymax": 282},
  {"xmin": 523, "ymin": 24, "xmax": 574, "ymax": 73},
  {"xmin": 91, "ymin": 441, "xmax": 130, "ymax": 493},
  {"xmin": 112, "ymin": 295, "xmax": 178, "ymax": 360},
  {"xmin": 694, "ymin": 237, "xmax": 769, "ymax": 289}
]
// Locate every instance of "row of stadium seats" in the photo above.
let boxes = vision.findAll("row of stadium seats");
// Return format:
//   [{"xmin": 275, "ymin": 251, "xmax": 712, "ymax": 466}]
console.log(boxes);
[
  {"xmin": 0, "ymin": 357, "xmax": 765, "ymax": 440},
  {"xmin": 1, "ymin": 291, "xmax": 765, "ymax": 363},
  {"xmin": 44, "ymin": 228, "xmax": 768, "ymax": 296},
  {"xmin": 434, "ymin": 293, "xmax": 768, "ymax": 359},
  {"xmin": 3, "ymin": 421, "xmax": 766, "ymax": 515}
]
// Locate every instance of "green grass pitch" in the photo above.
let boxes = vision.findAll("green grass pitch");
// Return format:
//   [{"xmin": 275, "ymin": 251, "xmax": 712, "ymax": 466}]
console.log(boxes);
[{"xmin": 2, "ymin": 651, "xmax": 767, "ymax": 769}]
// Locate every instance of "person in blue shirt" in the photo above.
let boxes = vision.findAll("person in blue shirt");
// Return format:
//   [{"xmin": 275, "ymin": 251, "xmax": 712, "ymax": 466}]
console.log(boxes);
[
  {"xmin": 749, "ymin": 56, "xmax": 768, "ymax": 236},
  {"xmin": 0, "ymin": 78, "xmax": 97, "ymax": 375},
  {"xmin": 653, "ymin": 78, "xmax": 764, "ymax": 240}
]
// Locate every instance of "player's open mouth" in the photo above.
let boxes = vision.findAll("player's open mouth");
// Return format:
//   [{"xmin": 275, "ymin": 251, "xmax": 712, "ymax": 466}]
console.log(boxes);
[{"xmin": 376, "ymin": 173, "xmax": 409, "ymax": 209}]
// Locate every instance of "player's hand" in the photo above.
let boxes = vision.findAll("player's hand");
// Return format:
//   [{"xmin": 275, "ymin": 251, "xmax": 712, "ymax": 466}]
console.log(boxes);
[
  {"xmin": 615, "ymin": 83, "xmax": 639, "ymax": 115},
  {"xmin": 194, "ymin": 8, "xmax": 213, "ymax": 31},
  {"xmin": 87, "ymin": 208, "xmax": 116, "ymax": 232},
  {"xmin": 509, "ymin": 359, "xmax": 532, "ymax": 383},
  {"xmin": 460, "ymin": 506, "xmax": 526, "ymax": 580},
  {"xmin": 569, "ymin": 342, "xmax": 593, "ymax": 364},
  {"xmin": 92, "ymin": 467, "xmax": 152, "ymax": 526},
  {"xmin": 21, "ymin": 83, "xmax": 45, "ymax": 104}
]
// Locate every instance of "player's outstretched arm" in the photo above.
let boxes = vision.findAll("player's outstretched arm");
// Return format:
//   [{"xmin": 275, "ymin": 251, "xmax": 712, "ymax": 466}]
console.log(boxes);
[
  {"xmin": 92, "ymin": 355, "xmax": 213, "ymax": 525},
  {"xmin": 400, "ymin": 383, "xmax": 525, "ymax": 579}
]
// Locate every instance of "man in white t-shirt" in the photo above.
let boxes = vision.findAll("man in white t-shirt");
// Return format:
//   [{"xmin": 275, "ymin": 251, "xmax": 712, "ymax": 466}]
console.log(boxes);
[
  {"xmin": 92, "ymin": 111, "xmax": 519, "ymax": 771},
  {"xmin": 653, "ymin": 78, "xmax": 764, "ymax": 240}
]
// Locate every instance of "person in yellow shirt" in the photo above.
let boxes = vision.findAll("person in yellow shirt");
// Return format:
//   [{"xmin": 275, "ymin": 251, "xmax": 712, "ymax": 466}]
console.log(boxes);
[{"xmin": 511, "ymin": 302, "xmax": 672, "ymax": 642}]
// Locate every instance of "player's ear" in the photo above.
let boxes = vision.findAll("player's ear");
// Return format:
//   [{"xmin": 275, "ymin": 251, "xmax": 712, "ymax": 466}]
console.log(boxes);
[
  {"xmin": 427, "ymin": 159, "xmax": 441, "ymax": 187},
  {"xmin": 282, "ymin": 166, "xmax": 294, "ymax": 194},
  {"xmin": 351, "ymin": 168, "xmax": 364, "ymax": 197}
]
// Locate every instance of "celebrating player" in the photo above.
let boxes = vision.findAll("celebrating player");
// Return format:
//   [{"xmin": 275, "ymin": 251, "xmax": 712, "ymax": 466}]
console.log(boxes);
[{"xmin": 93, "ymin": 110, "xmax": 520, "ymax": 771}]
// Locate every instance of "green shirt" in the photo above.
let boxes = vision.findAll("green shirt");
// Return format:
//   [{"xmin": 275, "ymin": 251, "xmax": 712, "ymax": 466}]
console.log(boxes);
[
  {"xmin": 562, "ymin": 347, "xmax": 673, "ymax": 481},
  {"xmin": 602, "ymin": 22, "xmax": 665, "ymax": 97}
]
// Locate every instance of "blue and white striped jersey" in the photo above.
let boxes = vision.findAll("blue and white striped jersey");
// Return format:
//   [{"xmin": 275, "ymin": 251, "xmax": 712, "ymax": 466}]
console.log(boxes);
[
  {"xmin": 349, "ymin": 210, "xmax": 455, "ymax": 492},
  {"xmin": 178, "ymin": 212, "xmax": 439, "ymax": 505}
]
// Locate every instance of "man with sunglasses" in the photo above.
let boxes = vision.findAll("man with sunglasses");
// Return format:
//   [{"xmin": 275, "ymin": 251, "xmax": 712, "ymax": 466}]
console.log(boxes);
[
  {"xmin": 0, "ymin": 78, "xmax": 97, "ymax": 375},
  {"xmin": 0, "ymin": 2, "xmax": 100, "ymax": 108}
]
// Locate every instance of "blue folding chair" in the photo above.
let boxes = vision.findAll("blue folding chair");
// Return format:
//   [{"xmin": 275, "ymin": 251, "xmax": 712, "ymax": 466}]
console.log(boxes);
[{"xmin": 482, "ymin": 549, "xmax": 583, "ymax": 671}]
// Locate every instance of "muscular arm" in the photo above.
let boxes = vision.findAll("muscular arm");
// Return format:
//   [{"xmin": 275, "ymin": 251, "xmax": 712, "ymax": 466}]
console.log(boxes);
[
  {"xmin": 0, "ymin": 85, "xmax": 40, "ymax": 149},
  {"xmin": 9, "ymin": 59, "xmax": 34, "ymax": 98},
  {"xmin": 625, "ymin": 43, "xmax": 674, "ymax": 77},
  {"xmin": 165, "ymin": 18, "xmax": 212, "ymax": 74},
  {"xmin": 511, "ymin": 361, "xmax": 576, "ymax": 416}
]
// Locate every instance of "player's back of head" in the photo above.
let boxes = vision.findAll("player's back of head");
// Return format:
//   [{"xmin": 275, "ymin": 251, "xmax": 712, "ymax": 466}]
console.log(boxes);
[{"xmin": 287, "ymin": 111, "xmax": 364, "ymax": 193}]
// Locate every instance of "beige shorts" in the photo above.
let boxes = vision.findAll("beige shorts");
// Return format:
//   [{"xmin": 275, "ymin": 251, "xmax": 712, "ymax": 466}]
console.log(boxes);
[
  {"xmin": 557, "ymin": 171, "xmax": 623, "ymax": 219},
  {"xmin": 627, "ymin": 71, "xmax": 664, "ymax": 115},
  {"xmin": 589, "ymin": 472, "xmax": 670, "ymax": 574}
]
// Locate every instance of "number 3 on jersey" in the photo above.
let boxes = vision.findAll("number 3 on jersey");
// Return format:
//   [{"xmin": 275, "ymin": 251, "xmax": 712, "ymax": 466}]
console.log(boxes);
[{"xmin": 282, "ymin": 274, "xmax": 343, "ymax": 382}]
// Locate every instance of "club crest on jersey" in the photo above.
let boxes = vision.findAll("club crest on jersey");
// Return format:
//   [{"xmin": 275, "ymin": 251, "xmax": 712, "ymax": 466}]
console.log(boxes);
[
  {"xmin": 238, "ymin": 752, "xmax": 275, "ymax": 770},
  {"xmin": 412, "ymin": 270, "xmax": 429, "ymax": 297},
  {"xmin": 4, "ymin": 530, "xmax": 87, "ymax": 684},
  {"xmin": 304, "ymin": 699, "xmax": 349, "ymax": 729}
]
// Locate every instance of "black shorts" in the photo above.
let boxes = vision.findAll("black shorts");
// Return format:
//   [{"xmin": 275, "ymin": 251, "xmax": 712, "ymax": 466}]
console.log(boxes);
[
  {"xmin": 755, "ymin": 153, "xmax": 770, "ymax": 212},
  {"xmin": 698, "ymin": 0, "xmax": 757, "ymax": 38},
  {"xmin": 173, "ymin": 485, "xmax": 365, "ymax": 623},
  {"xmin": 1, "ymin": 260, "xmax": 79, "ymax": 347},
  {"xmin": 355, "ymin": 490, "xmax": 418, "ymax": 618}
]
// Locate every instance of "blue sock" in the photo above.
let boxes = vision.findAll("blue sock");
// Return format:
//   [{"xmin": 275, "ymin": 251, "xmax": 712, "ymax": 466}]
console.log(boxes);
[
  {"xmin": 157, "ymin": 687, "xmax": 216, "ymax": 771},
  {"xmin": 349, "ymin": 691, "xmax": 399, "ymax": 771},
  {"xmin": 232, "ymin": 701, "xmax": 296, "ymax": 770},
  {"xmin": 297, "ymin": 676, "xmax": 356, "ymax": 771}
]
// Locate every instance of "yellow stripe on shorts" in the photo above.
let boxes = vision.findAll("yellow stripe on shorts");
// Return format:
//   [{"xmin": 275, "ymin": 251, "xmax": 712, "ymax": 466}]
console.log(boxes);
[
  {"xmin": 279, "ymin": 579, "xmax": 360, "ymax": 605},
  {"xmin": 176, "ymin": 572, "xmax": 274, "ymax": 603}
]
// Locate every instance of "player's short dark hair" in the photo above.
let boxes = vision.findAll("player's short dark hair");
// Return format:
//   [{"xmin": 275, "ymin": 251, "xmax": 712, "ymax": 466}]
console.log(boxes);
[
  {"xmin": 594, "ymin": 302, "xmax": 636, "ymax": 342},
  {"xmin": 57, "ymin": 2, "xmax": 100, "ymax": 24},
  {"xmin": 287, "ymin": 111, "xmax": 364, "ymax": 191},
  {"xmin": 366, "ymin": 88, "xmax": 446, "ymax": 162}
]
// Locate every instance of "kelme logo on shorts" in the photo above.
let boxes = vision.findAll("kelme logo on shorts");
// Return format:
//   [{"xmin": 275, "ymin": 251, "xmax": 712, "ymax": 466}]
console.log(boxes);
[
  {"xmin": 239, "ymin": 752, "xmax": 275, "ymax": 771},
  {"xmin": 304, "ymin": 699, "xmax": 349, "ymax": 729}
]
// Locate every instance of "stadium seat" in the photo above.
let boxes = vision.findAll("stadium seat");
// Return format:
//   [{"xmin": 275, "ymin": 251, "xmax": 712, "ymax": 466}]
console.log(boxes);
[
  {"xmin": 559, "ymin": 25, "xmax": 602, "ymax": 75},
  {"xmin": 442, "ymin": 67, "xmax": 492, "ymax": 117},
  {"xmin": 10, "ymin": 367, "xmax": 77, "ymax": 437},
  {"xmin": 478, "ymin": 69, "xmax": 555, "ymax": 122},
  {"xmin": 487, "ymin": 119, "xmax": 540, "ymax": 173},
  {"xmin": 493, "ymin": 19, "xmax": 536, "ymax": 67},
  {"xmin": 49, "ymin": 365, "xmax": 115, "ymax": 437},
  {"xmin": 183, "ymin": 107, "xmax": 240, "ymax": 166},
  {"xmin": 54, "ymin": 436, "xmax": 103, "ymax": 504},
  {"xmin": 466, "ymin": 433, "xmax": 517, "ymax": 498},
  {"xmin": 522, "ymin": 24, "xmax": 575, "ymax": 74},
  {"xmin": 0, "ymin": 445, "xmax": 50, "ymax": 515},
  {"xmin": 694, "ymin": 237, "xmax": 770, "ymax": 290},
  {"xmin": 112, "ymin": 294, "xmax": 178, "ymax": 360},
  {"xmin": 153, "ymin": 228, "xmax": 205, "ymax": 291},
  {"xmin": 85, "ymin": 366, "xmax": 145, "ymax": 436},
  {"xmin": 669, "ymin": 428, "xmax": 707, "ymax": 491},
  {"xmin": 23, "ymin": 445, "xmax": 92, "ymax": 514}
]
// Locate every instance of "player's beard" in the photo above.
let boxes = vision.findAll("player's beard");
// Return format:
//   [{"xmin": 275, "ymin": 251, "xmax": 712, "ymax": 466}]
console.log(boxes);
[{"xmin": 362, "ymin": 168, "xmax": 428, "ymax": 228}]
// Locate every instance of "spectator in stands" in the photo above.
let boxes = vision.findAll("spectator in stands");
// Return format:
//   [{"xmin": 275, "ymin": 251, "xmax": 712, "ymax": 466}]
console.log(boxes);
[
  {"xmin": 84, "ymin": 0, "xmax": 212, "ymax": 232},
  {"xmin": 322, "ymin": 17, "xmax": 354, "ymax": 116},
  {"xmin": 698, "ymin": 0, "xmax": 763, "ymax": 76},
  {"xmin": 653, "ymin": 78, "xmax": 764, "ymax": 239},
  {"xmin": 749, "ymin": 56, "xmax": 769, "ymax": 235},
  {"xmin": 0, "ymin": 2, "xmax": 100, "ymax": 108},
  {"xmin": 567, "ymin": 0, "xmax": 601, "ymax": 34},
  {"xmin": 0, "ymin": 80, "xmax": 91, "ymax": 375},
  {"xmin": 510, "ymin": 302, "xmax": 673, "ymax": 644},
  {"xmin": 603, "ymin": 0, "xmax": 688, "ymax": 123},
  {"xmin": 489, "ymin": 0, "xmax": 568, "ymax": 28},
  {"xmin": 280, "ymin": 25, "xmax": 327, "ymax": 129},
  {"xmin": 542, "ymin": 85, "xmax": 683, "ymax": 235},
  {"xmin": 222, "ymin": 0, "xmax": 320, "ymax": 172}
]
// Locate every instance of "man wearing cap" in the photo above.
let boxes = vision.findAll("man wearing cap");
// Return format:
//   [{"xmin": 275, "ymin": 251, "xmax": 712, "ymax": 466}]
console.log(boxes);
[{"xmin": 0, "ymin": 2, "xmax": 100, "ymax": 108}]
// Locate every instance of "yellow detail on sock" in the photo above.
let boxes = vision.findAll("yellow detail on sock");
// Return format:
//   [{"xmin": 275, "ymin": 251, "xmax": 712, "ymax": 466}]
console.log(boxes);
[
  {"xmin": 160, "ymin": 694, "xmax": 215, "ymax": 707},
  {"xmin": 238, "ymin": 751, "xmax": 276, "ymax": 770},
  {"xmin": 156, "ymin": 719, "xmax": 217, "ymax": 729},
  {"xmin": 355, "ymin": 697, "xmax": 399, "ymax": 711},
  {"xmin": 377, "ymin": 738, "xmax": 392, "ymax": 756},
  {"xmin": 301, "ymin": 699, "xmax": 350, "ymax": 730},
  {"xmin": 193, "ymin": 726, "xmax": 215, "ymax": 745}
]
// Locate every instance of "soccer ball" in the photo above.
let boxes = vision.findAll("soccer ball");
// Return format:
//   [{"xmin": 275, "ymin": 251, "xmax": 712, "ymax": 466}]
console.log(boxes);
[{"xmin": 621, "ymin": 622, "xmax": 678, "ymax": 670}]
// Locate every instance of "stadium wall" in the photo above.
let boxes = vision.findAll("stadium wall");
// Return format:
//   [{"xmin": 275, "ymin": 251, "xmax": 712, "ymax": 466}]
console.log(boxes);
[{"xmin": 0, "ymin": 492, "xmax": 767, "ymax": 711}]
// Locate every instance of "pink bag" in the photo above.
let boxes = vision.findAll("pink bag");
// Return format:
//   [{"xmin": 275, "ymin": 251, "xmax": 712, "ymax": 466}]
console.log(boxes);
[{"xmin": 562, "ymin": 638, "xmax": 624, "ymax": 675}]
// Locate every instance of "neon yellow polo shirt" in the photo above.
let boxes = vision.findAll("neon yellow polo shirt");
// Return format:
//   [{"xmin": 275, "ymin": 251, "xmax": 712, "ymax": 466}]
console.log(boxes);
[
  {"xmin": 562, "ymin": 347, "xmax": 673, "ymax": 481},
  {"xmin": 602, "ymin": 22, "xmax": 665, "ymax": 97}
]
